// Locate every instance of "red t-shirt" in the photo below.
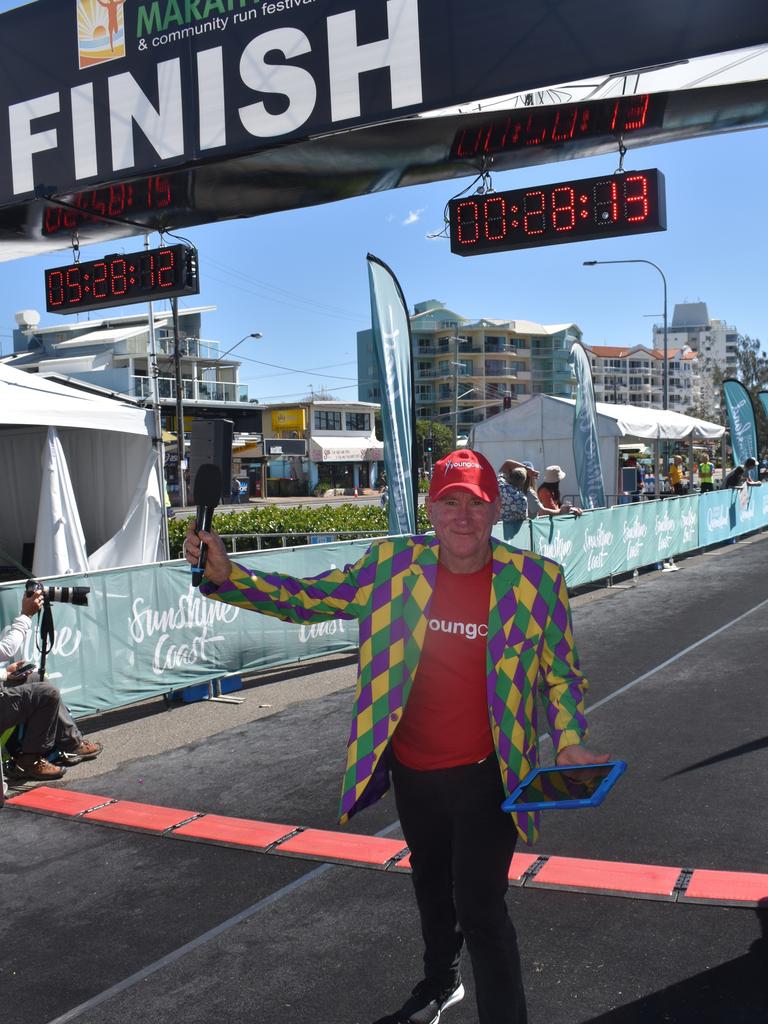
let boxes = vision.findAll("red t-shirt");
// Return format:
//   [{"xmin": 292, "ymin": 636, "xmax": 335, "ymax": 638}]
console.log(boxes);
[{"xmin": 392, "ymin": 561, "xmax": 494, "ymax": 770}]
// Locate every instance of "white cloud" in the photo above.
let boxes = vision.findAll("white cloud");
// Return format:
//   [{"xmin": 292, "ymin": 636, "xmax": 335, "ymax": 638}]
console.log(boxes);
[{"xmin": 402, "ymin": 209, "xmax": 424, "ymax": 226}]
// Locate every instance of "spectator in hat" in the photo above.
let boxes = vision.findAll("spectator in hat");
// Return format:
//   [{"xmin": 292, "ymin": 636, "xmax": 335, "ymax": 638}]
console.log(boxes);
[
  {"xmin": 724, "ymin": 457, "xmax": 760, "ymax": 489},
  {"xmin": 497, "ymin": 464, "xmax": 529, "ymax": 521},
  {"xmin": 537, "ymin": 466, "xmax": 583, "ymax": 517},
  {"xmin": 184, "ymin": 448, "xmax": 608, "ymax": 1024},
  {"xmin": 500, "ymin": 460, "xmax": 580, "ymax": 519}
]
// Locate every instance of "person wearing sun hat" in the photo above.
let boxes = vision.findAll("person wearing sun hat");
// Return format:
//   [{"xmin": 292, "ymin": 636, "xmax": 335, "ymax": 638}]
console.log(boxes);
[
  {"xmin": 499, "ymin": 458, "xmax": 577, "ymax": 518},
  {"xmin": 183, "ymin": 448, "xmax": 608, "ymax": 1024},
  {"xmin": 537, "ymin": 465, "xmax": 583, "ymax": 516}
]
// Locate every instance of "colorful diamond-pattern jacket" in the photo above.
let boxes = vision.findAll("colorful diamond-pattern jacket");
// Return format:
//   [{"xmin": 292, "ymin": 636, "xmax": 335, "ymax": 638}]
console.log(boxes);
[{"xmin": 201, "ymin": 534, "xmax": 588, "ymax": 844}]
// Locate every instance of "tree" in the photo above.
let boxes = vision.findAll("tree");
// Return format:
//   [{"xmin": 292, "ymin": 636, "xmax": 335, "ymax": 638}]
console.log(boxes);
[
  {"xmin": 726, "ymin": 335, "xmax": 768, "ymax": 454},
  {"xmin": 301, "ymin": 386, "xmax": 340, "ymax": 401},
  {"xmin": 416, "ymin": 418, "xmax": 453, "ymax": 467}
]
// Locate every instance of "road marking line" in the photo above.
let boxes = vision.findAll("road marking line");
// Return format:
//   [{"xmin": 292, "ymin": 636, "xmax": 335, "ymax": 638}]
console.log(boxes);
[
  {"xmin": 586, "ymin": 594, "xmax": 768, "ymax": 715},
  {"xmin": 38, "ymin": 817, "xmax": 402, "ymax": 1024}
]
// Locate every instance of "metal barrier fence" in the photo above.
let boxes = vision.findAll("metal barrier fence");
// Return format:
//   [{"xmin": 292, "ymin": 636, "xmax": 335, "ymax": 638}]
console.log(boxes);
[{"xmin": 0, "ymin": 487, "xmax": 765, "ymax": 718}]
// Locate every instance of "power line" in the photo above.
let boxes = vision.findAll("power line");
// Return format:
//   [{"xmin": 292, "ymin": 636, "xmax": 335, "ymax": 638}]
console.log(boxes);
[{"xmin": 202, "ymin": 257, "xmax": 368, "ymax": 324}]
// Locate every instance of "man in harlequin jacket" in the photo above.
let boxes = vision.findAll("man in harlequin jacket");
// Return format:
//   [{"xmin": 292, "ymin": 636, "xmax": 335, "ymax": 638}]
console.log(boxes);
[{"xmin": 184, "ymin": 450, "xmax": 608, "ymax": 1024}]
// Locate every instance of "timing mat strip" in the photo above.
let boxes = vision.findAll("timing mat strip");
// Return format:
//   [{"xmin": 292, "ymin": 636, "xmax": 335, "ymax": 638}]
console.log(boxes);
[{"xmin": 6, "ymin": 786, "xmax": 767, "ymax": 907}]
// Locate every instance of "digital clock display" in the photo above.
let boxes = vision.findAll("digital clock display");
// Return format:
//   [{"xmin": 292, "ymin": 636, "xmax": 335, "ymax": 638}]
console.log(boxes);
[
  {"xmin": 44, "ymin": 244, "xmax": 200, "ymax": 314},
  {"xmin": 449, "ymin": 168, "xmax": 666, "ymax": 255},
  {"xmin": 449, "ymin": 94, "xmax": 666, "ymax": 160},
  {"xmin": 41, "ymin": 175, "xmax": 184, "ymax": 236}
]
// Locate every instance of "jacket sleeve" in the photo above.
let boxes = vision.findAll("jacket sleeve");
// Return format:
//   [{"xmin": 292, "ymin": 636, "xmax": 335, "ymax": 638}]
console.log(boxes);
[
  {"xmin": 0, "ymin": 615, "xmax": 32, "ymax": 663},
  {"xmin": 538, "ymin": 570, "xmax": 589, "ymax": 753},
  {"xmin": 199, "ymin": 546, "xmax": 378, "ymax": 625}
]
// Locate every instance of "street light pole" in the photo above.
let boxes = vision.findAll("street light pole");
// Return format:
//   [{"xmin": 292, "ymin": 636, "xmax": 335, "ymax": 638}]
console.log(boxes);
[
  {"xmin": 583, "ymin": 259, "xmax": 668, "ymax": 411},
  {"xmin": 171, "ymin": 297, "xmax": 187, "ymax": 506},
  {"xmin": 219, "ymin": 331, "xmax": 263, "ymax": 360}
]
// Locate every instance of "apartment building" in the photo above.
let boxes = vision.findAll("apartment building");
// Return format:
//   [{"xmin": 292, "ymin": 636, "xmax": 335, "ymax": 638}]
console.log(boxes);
[
  {"xmin": 358, "ymin": 300, "xmax": 579, "ymax": 438},
  {"xmin": 7, "ymin": 305, "xmax": 257, "ymax": 420},
  {"xmin": 653, "ymin": 303, "xmax": 739, "ymax": 375},
  {"xmin": 584, "ymin": 343, "xmax": 698, "ymax": 412}
]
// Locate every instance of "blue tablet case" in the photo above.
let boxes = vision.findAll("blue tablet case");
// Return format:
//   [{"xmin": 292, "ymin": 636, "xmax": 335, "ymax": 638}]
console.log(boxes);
[{"xmin": 501, "ymin": 760, "xmax": 627, "ymax": 812}]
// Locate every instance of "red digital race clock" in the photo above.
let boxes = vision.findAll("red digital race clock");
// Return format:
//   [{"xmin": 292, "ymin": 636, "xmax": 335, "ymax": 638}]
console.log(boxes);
[
  {"xmin": 44, "ymin": 244, "xmax": 200, "ymax": 314},
  {"xmin": 41, "ymin": 176, "xmax": 180, "ymax": 237},
  {"xmin": 449, "ymin": 169, "xmax": 666, "ymax": 255},
  {"xmin": 449, "ymin": 95, "xmax": 666, "ymax": 160}
]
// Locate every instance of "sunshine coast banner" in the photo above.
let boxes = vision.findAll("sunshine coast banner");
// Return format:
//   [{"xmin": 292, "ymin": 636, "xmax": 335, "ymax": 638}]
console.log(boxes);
[
  {"xmin": 723, "ymin": 379, "xmax": 758, "ymax": 477},
  {"xmin": 367, "ymin": 254, "xmax": 416, "ymax": 535},
  {"xmin": 570, "ymin": 341, "xmax": 606, "ymax": 509}
]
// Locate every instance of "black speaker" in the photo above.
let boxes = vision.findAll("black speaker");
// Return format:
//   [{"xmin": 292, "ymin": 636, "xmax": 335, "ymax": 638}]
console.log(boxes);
[{"xmin": 189, "ymin": 419, "xmax": 233, "ymax": 502}]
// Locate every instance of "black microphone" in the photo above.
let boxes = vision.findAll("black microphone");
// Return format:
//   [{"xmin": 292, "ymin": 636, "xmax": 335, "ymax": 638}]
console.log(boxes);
[{"xmin": 191, "ymin": 463, "xmax": 223, "ymax": 587}]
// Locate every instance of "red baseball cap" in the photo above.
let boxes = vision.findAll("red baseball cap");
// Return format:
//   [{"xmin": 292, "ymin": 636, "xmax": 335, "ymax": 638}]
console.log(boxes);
[{"xmin": 429, "ymin": 450, "xmax": 499, "ymax": 502}]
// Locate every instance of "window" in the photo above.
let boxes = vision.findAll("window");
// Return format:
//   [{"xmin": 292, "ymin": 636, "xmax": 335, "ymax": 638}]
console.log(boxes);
[
  {"xmin": 345, "ymin": 412, "xmax": 371, "ymax": 431},
  {"xmin": 314, "ymin": 410, "xmax": 341, "ymax": 431}
]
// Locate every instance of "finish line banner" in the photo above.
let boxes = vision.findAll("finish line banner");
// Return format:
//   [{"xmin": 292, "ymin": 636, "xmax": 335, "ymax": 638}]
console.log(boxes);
[{"xmin": 2, "ymin": 0, "xmax": 767, "ymax": 209}]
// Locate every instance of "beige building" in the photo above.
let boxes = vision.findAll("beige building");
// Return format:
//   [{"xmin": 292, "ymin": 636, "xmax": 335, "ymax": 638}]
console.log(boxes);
[
  {"xmin": 584, "ymin": 344, "xmax": 698, "ymax": 412},
  {"xmin": 358, "ymin": 300, "xmax": 580, "ymax": 439}
]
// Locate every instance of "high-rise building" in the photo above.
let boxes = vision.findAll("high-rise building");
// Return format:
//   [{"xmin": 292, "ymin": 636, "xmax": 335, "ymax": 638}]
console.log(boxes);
[
  {"xmin": 358, "ymin": 299, "xmax": 579, "ymax": 438},
  {"xmin": 583, "ymin": 343, "xmax": 698, "ymax": 412}
]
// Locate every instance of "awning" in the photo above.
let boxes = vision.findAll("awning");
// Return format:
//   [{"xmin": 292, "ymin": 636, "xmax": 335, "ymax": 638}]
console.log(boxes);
[
  {"xmin": 310, "ymin": 436, "xmax": 384, "ymax": 462},
  {"xmin": 52, "ymin": 323, "xmax": 167, "ymax": 348},
  {"xmin": 38, "ymin": 352, "xmax": 112, "ymax": 374}
]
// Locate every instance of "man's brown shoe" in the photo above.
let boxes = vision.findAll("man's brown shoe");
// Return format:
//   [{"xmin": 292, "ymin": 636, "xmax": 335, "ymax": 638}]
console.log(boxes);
[
  {"xmin": 13, "ymin": 755, "xmax": 65, "ymax": 781},
  {"xmin": 70, "ymin": 741, "xmax": 102, "ymax": 760}
]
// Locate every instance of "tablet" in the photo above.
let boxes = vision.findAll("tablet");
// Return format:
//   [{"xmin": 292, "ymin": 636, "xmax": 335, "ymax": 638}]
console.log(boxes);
[{"xmin": 501, "ymin": 761, "xmax": 627, "ymax": 812}]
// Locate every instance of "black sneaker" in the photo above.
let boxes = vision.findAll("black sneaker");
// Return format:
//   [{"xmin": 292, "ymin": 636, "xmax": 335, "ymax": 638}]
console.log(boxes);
[{"xmin": 397, "ymin": 978, "xmax": 465, "ymax": 1024}]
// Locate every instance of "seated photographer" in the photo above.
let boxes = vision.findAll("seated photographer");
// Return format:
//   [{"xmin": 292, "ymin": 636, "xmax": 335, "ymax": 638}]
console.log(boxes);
[{"xmin": 0, "ymin": 589, "xmax": 101, "ymax": 780}]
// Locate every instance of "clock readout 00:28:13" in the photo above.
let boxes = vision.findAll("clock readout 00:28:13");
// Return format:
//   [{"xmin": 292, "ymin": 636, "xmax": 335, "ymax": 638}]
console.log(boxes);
[
  {"xmin": 449, "ymin": 169, "xmax": 666, "ymax": 255},
  {"xmin": 44, "ymin": 245, "xmax": 196, "ymax": 314}
]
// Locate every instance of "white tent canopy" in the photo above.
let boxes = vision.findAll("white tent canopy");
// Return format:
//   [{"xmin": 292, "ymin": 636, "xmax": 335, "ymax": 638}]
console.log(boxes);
[
  {"xmin": 0, "ymin": 363, "xmax": 164, "ymax": 578},
  {"xmin": 589, "ymin": 400, "xmax": 725, "ymax": 442},
  {"xmin": 471, "ymin": 395, "xmax": 725, "ymax": 499}
]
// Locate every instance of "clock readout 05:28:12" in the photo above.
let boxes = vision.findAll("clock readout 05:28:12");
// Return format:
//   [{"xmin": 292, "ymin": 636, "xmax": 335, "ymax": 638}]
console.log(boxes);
[
  {"xmin": 44, "ymin": 244, "xmax": 199, "ymax": 314},
  {"xmin": 449, "ymin": 169, "xmax": 666, "ymax": 255}
]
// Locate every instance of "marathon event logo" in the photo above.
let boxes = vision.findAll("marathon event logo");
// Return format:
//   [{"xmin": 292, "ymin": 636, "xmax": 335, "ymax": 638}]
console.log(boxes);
[
  {"xmin": 583, "ymin": 522, "xmax": 613, "ymax": 572},
  {"xmin": 77, "ymin": 0, "xmax": 127, "ymax": 69},
  {"xmin": 654, "ymin": 507, "xmax": 675, "ymax": 553},
  {"xmin": 706, "ymin": 504, "xmax": 729, "ymax": 531},
  {"xmin": 680, "ymin": 504, "xmax": 697, "ymax": 544},
  {"xmin": 622, "ymin": 515, "xmax": 648, "ymax": 561},
  {"xmin": 538, "ymin": 533, "xmax": 573, "ymax": 565},
  {"xmin": 128, "ymin": 586, "xmax": 240, "ymax": 675}
]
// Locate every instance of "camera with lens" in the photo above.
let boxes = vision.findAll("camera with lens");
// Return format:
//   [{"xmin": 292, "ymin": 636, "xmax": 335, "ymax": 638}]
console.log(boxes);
[{"xmin": 26, "ymin": 579, "xmax": 90, "ymax": 606}]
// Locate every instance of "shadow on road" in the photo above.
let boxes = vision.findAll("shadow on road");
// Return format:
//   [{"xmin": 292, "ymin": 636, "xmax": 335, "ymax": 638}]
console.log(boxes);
[{"xmin": 581, "ymin": 904, "xmax": 768, "ymax": 1023}]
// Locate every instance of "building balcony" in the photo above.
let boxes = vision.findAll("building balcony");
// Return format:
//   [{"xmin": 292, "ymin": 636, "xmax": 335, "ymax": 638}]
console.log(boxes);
[{"xmin": 132, "ymin": 374, "xmax": 249, "ymax": 403}]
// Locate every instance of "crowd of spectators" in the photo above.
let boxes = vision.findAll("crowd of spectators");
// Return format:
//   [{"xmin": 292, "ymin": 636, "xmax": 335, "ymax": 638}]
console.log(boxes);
[{"xmin": 495, "ymin": 452, "xmax": 763, "ymax": 522}]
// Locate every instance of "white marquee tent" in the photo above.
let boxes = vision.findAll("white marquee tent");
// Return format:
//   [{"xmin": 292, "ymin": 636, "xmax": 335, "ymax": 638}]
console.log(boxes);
[
  {"xmin": 471, "ymin": 395, "xmax": 725, "ymax": 498},
  {"xmin": 0, "ymin": 363, "xmax": 164, "ymax": 579}
]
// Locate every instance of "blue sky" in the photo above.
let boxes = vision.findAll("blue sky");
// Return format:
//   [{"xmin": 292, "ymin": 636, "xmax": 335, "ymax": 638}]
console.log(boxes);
[{"xmin": 1, "ymin": 0, "xmax": 767, "ymax": 403}]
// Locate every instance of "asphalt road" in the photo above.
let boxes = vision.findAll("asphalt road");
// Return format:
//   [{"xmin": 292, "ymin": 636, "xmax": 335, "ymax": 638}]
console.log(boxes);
[{"xmin": 2, "ymin": 531, "xmax": 767, "ymax": 1024}]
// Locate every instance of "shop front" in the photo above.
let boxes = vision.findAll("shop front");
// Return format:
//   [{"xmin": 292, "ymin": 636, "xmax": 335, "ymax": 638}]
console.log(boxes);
[{"xmin": 309, "ymin": 437, "xmax": 384, "ymax": 493}]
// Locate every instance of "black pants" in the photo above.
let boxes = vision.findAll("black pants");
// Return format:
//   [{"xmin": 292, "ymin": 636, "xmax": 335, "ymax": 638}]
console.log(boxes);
[
  {"xmin": 392, "ymin": 755, "xmax": 528, "ymax": 1024},
  {"xmin": 0, "ymin": 681, "xmax": 61, "ymax": 755}
]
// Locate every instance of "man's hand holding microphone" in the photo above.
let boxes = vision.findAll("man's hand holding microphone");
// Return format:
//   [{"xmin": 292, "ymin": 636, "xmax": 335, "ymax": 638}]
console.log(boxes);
[
  {"xmin": 184, "ymin": 525, "xmax": 233, "ymax": 586},
  {"xmin": 184, "ymin": 462, "xmax": 233, "ymax": 587}
]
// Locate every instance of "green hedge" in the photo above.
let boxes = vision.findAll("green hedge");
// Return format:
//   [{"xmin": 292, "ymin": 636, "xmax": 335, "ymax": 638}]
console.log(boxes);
[{"xmin": 168, "ymin": 503, "xmax": 432, "ymax": 557}]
